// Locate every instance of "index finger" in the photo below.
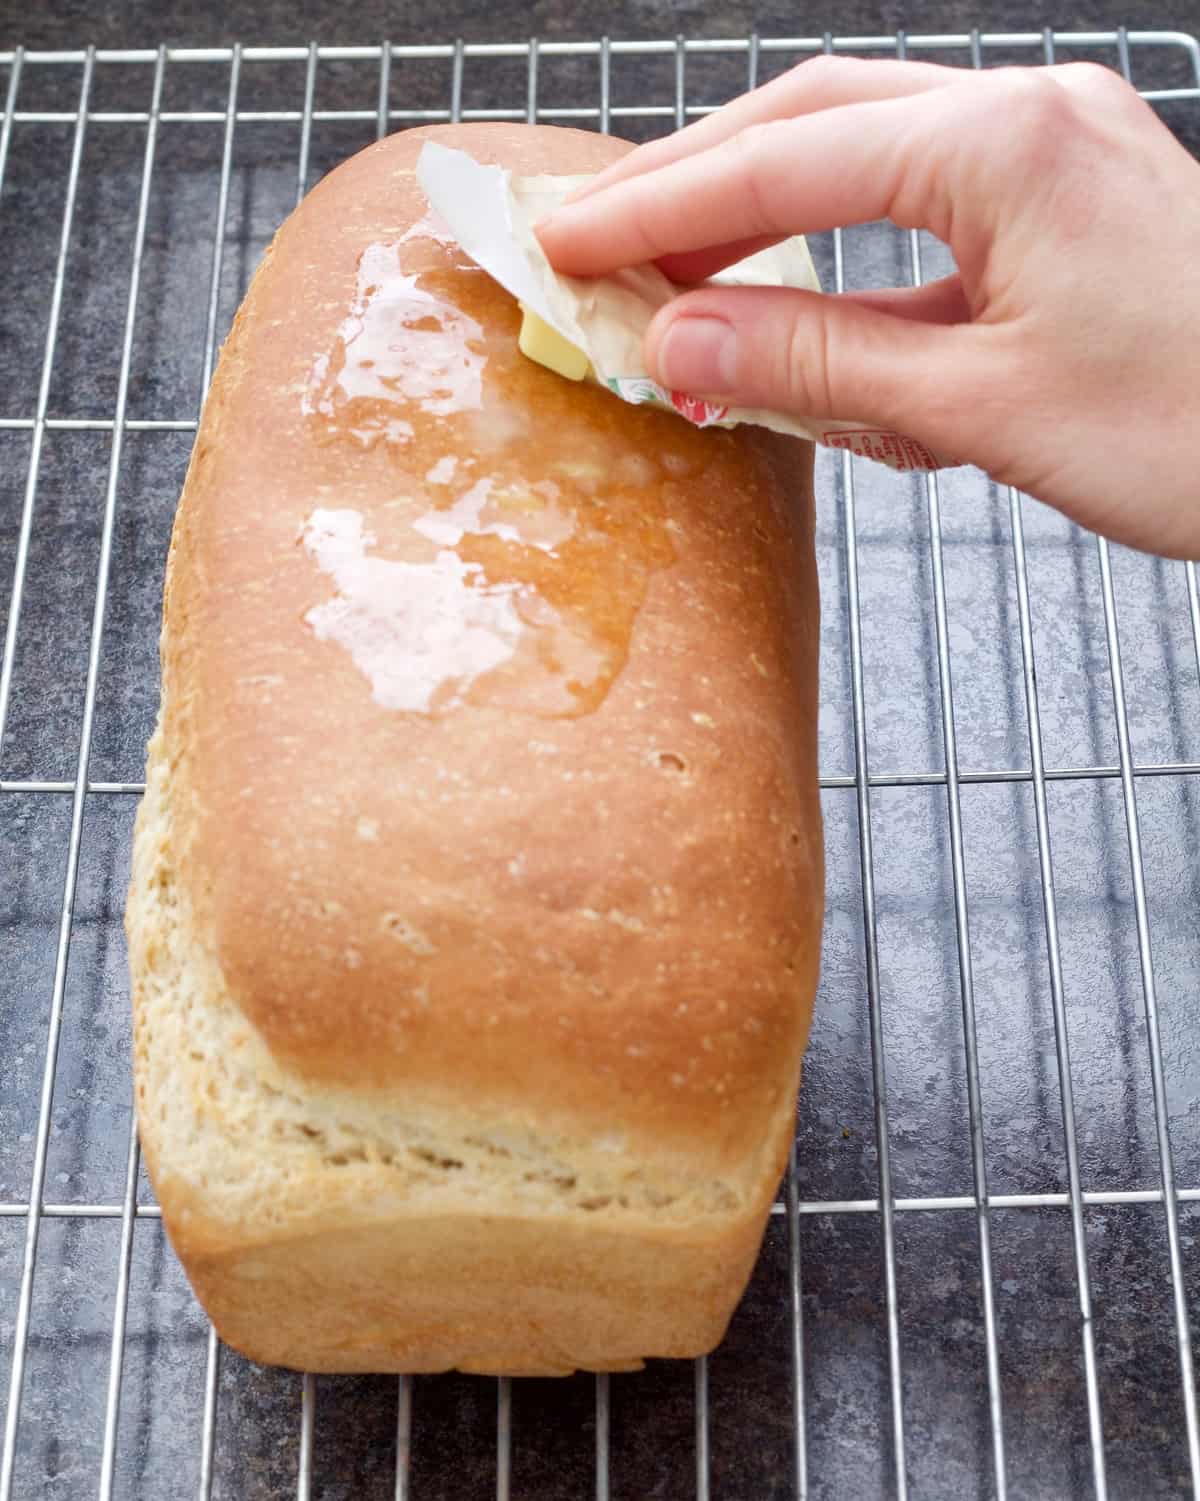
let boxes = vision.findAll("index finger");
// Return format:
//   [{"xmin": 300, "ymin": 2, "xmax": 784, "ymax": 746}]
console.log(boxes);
[
  {"xmin": 568, "ymin": 54, "xmax": 958, "ymax": 205},
  {"xmin": 538, "ymin": 91, "xmax": 957, "ymax": 278}
]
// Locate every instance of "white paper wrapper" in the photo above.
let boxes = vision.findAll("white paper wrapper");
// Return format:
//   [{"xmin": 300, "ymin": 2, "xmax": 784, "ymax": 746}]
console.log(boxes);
[{"xmin": 416, "ymin": 141, "xmax": 948, "ymax": 473}]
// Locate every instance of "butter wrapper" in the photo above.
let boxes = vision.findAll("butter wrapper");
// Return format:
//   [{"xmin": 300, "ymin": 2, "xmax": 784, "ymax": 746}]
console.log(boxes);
[{"xmin": 416, "ymin": 142, "xmax": 946, "ymax": 473}]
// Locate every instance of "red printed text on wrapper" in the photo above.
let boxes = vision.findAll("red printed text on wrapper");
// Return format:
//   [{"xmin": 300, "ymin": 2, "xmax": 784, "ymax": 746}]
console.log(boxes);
[
  {"xmin": 821, "ymin": 428, "xmax": 941, "ymax": 472},
  {"xmin": 606, "ymin": 376, "xmax": 729, "ymax": 428},
  {"xmin": 669, "ymin": 390, "xmax": 730, "ymax": 427}
]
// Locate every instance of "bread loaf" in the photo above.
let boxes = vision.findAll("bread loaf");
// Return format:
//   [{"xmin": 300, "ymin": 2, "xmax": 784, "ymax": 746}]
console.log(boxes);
[{"xmin": 125, "ymin": 122, "xmax": 824, "ymax": 1375}]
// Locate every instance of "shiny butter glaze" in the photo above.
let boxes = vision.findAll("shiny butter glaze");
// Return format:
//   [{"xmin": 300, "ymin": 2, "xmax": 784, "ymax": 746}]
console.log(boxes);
[{"xmin": 299, "ymin": 219, "xmax": 680, "ymax": 718}]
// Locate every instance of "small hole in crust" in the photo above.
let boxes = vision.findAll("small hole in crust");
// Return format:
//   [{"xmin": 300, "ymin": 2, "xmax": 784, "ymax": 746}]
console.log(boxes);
[
  {"xmin": 325, "ymin": 1145, "xmax": 368, "ymax": 1167},
  {"xmin": 522, "ymin": 1169, "xmax": 577, "ymax": 1191},
  {"xmin": 408, "ymin": 1145, "xmax": 464, "ymax": 1172},
  {"xmin": 655, "ymin": 751, "xmax": 687, "ymax": 774},
  {"xmin": 464, "ymin": 1136, "xmax": 511, "ymax": 1159}
]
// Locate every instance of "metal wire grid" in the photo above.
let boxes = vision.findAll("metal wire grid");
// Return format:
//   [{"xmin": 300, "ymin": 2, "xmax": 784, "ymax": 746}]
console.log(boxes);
[{"xmin": 0, "ymin": 25, "xmax": 1196, "ymax": 1501}]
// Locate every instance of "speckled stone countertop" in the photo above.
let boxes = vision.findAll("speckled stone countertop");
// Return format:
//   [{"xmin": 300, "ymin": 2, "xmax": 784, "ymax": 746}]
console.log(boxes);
[{"xmin": 0, "ymin": 3, "xmax": 1198, "ymax": 1498}]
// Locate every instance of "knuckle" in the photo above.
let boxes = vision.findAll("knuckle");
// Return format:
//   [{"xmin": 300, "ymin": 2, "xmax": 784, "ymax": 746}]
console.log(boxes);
[
  {"xmin": 777, "ymin": 53, "xmax": 879, "ymax": 111},
  {"xmin": 725, "ymin": 121, "xmax": 786, "ymax": 234},
  {"xmin": 628, "ymin": 174, "xmax": 679, "ymax": 261},
  {"xmin": 993, "ymin": 66, "xmax": 1069, "ymax": 119},
  {"xmin": 731, "ymin": 118, "xmax": 772, "ymax": 158},
  {"xmin": 1055, "ymin": 60, "xmax": 1133, "ymax": 101},
  {"xmin": 791, "ymin": 52, "xmax": 851, "ymax": 86},
  {"xmin": 779, "ymin": 306, "xmax": 838, "ymax": 416},
  {"xmin": 983, "ymin": 68, "xmax": 1072, "ymax": 161}
]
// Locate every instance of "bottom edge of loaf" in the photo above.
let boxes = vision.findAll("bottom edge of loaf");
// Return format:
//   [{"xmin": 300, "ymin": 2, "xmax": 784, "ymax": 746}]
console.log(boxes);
[{"xmin": 169, "ymin": 1195, "xmax": 773, "ymax": 1376}]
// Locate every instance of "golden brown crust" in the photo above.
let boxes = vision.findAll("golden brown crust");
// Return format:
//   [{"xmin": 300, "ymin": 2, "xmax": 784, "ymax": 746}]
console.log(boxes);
[
  {"xmin": 131, "ymin": 122, "xmax": 823, "ymax": 1373},
  {"xmin": 177, "ymin": 1202, "xmax": 769, "ymax": 1375}
]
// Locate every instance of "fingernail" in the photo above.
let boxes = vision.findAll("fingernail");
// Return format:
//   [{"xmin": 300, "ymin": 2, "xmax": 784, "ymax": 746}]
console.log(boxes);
[{"xmin": 655, "ymin": 315, "xmax": 737, "ymax": 393}]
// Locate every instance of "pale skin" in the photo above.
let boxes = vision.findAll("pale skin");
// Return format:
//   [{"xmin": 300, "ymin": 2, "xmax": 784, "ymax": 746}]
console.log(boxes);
[{"xmin": 536, "ymin": 56, "xmax": 1200, "ymax": 560}]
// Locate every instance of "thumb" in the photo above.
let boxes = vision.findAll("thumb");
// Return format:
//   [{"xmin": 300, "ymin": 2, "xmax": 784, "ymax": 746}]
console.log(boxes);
[{"xmin": 645, "ymin": 285, "xmax": 983, "ymax": 457}]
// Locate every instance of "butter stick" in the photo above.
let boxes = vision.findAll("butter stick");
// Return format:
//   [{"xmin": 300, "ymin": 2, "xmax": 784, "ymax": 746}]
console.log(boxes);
[{"xmin": 518, "ymin": 302, "xmax": 591, "ymax": 382}]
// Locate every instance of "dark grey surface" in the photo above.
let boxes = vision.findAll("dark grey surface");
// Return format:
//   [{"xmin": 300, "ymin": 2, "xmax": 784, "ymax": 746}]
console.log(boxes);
[
  {"xmin": 5, "ymin": 0, "xmax": 1200, "ymax": 50},
  {"xmin": 1, "ymin": 12, "xmax": 1199, "ymax": 1501}
]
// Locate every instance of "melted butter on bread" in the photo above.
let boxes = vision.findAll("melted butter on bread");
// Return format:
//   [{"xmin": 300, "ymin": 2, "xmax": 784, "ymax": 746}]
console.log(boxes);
[{"xmin": 298, "ymin": 223, "xmax": 674, "ymax": 717}]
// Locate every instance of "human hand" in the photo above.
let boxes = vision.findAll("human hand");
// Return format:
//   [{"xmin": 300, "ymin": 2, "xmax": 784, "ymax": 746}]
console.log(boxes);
[{"xmin": 537, "ymin": 57, "xmax": 1200, "ymax": 559}]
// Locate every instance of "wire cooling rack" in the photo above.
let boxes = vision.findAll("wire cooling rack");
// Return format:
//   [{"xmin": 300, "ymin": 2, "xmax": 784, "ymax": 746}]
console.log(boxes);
[{"xmin": 0, "ymin": 26, "xmax": 1198, "ymax": 1501}]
